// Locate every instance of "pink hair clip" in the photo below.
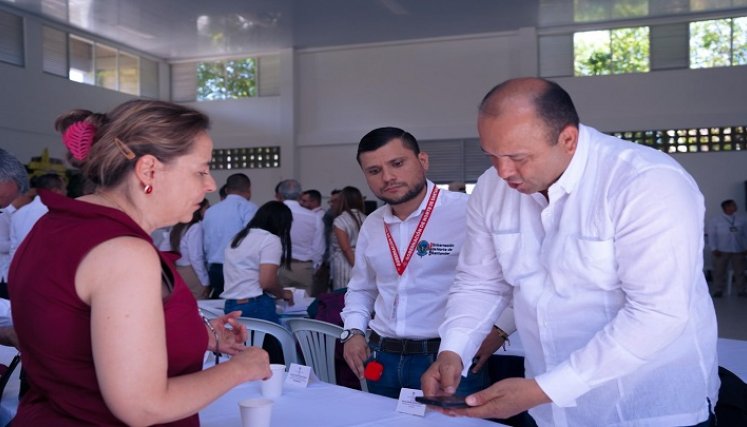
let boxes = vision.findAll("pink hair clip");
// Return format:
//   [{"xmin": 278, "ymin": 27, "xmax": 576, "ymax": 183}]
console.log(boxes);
[{"xmin": 62, "ymin": 121, "xmax": 97, "ymax": 161}]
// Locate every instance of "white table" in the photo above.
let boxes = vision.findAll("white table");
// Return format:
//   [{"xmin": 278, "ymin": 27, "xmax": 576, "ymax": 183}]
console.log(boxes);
[{"xmin": 199, "ymin": 378, "xmax": 504, "ymax": 427}]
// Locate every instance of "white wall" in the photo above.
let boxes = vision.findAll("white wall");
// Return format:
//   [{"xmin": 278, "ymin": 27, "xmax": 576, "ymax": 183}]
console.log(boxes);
[
  {"xmin": 293, "ymin": 30, "xmax": 747, "ymax": 219},
  {"xmin": 295, "ymin": 29, "xmax": 538, "ymax": 205},
  {"xmin": 2, "ymin": 17, "xmax": 746, "ymax": 220},
  {"xmin": 0, "ymin": 19, "xmax": 136, "ymax": 165}
]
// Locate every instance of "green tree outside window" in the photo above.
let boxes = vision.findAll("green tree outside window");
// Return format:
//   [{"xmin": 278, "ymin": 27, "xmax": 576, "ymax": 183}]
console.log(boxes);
[
  {"xmin": 197, "ymin": 57, "xmax": 257, "ymax": 101},
  {"xmin": 574, "ymin": 26, "xmax": 649, "ymax": 76}
]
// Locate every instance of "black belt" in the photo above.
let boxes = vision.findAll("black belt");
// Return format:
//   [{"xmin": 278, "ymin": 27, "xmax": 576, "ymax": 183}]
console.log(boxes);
[
  {"xmin": 369, "ymin": 331, "xmax": 440, "ymax": 355},
  {"xmin": 230, "ymin": 295, "xmax": 263, "ymax": 304}
]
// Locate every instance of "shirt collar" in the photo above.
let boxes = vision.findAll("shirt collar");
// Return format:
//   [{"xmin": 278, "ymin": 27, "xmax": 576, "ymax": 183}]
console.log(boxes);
[
  {"xmin": 383, "ymin": 179, "xmax": 436, "ymax": 224},
  {"xmin": 548, "ymin": 124, "xmax": 589, "ymax": 200}
]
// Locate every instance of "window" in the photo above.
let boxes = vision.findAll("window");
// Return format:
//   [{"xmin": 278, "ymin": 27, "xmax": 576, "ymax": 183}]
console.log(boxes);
[
  {"xmin": 690, "ymin": 17, "xmax": 747, "ymax": 68},
  {"xmin": 573, "ymin": 0, "xmax": 648, "ymax": 23},
  {"xmin": 173, "ymin": 54, "xmax": 278, "ymax": 102},
  {"xmin": 48, "ymin": 29, "xmax": 150, "ymax": 95},
  {"xmin": 574, "ymin": 26, "xmax": 650, "ymax": 76},
  {"xmin": 0, "ymin": 9, "xmax": 24, "ymax": 66},
  {"xmin": 611, "ymin": 126, "xmax": 747, "ymax": 153},
  {"xmin": 95, "ymin": 43, "xmax": 117, "ymax": 90},
  {"xmin": 69, "ymin": 35, "xmax": 94, "ymax": 84},
  {"xmin": 42, "ymin": 26, "xmax": 67, "ymax": 76},
  {"xmin": 118, "ymin": 52, "xmax": 139, "ymax": 95},
  {"xmin": 197, "ymin": 57, "xmax": 257, "ymax": 101}
]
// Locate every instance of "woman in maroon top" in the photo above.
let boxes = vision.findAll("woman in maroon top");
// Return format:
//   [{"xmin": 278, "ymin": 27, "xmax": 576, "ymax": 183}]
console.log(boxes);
[{"xmin": 9, "ymin": 100, "xmax": 270, "ymax": 426}]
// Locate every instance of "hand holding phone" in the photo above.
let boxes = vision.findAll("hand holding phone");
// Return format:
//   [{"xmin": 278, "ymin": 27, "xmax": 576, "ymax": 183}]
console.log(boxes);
[{"xmin": 415, "ymin": 395, "xmax": 469, "ymax": 409}]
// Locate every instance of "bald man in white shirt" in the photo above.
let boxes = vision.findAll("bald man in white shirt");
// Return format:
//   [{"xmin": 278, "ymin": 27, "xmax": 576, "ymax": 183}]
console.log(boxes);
[{"xmin": 422, "ymin": 78, "xmax": 719, "ymax": 427}]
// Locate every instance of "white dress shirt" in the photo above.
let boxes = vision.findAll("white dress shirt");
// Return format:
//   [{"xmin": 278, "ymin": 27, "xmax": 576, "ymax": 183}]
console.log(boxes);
[
  {"xmin": 202, "ymin": 194, "xmax": 258, "ymax": 264},
  {"xmin": 9, "ymin": 195, "xmax": 48, "ymax": 264},
  {"xmin": 0, "ymin": 205, "xmax": 17, "ymax": 282},
  {"xmin": 341, "ymin": 181, "xmax": 471, "ymax": 339},
  {"xmin": 175, "ymin": 222, "xmax": 210, "ymax": 286},
  {"xmin": 285, "ymin": 200, "xmax": 325, "ymax": 267},
  {"xmin": 706, "ymin": 211, "xmax": 747, "ymax": 253},
  {"xmin": 439, "ymin": 125, "xmax": 719, "ymax": 427},
  {"xmin": 221, "ymin": 228, "xmax": 281, "ymax": 299}
]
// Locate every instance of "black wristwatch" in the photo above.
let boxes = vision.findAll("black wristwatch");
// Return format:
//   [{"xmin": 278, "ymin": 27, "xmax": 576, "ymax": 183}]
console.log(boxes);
[{"xmin": 340, "ymin": 328, "xmax": 364, "ymax": 343}]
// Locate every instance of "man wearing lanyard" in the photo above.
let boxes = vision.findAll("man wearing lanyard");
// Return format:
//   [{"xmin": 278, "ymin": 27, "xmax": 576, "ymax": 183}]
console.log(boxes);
[
  {"xmin": 706, "ymin": 199, "xmax": 747, "ymax": 297},
  {"xmin": 340, "ymin": 127, "xmax": 507, "ymax": 399}
]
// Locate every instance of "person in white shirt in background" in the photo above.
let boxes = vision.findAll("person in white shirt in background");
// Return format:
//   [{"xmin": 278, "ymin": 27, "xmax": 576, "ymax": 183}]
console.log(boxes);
[
  {"xmin": 171, "ymin": 199, "xmax": 211, "ymax": 299},
  {"xmin": 341, "ymin": 127, "xmax": 505, "ymax": 400},
  {"xmin": 276, "ymin": 179, "xmax": 325, "ymax": 297},
  {"xmin": 0, "ymin": 148, "xmax": 31, "ymax": 298},
  {"xmin": 706, "ymin": 199, "xmax": 747, "ymax": 297},
  {"xmin": 9, "ymin": 173, "xmax": 67, "ymax": 264},
  {"xmin": 422, "ymin": 77, "xmax": 719, "ymax": 427}
]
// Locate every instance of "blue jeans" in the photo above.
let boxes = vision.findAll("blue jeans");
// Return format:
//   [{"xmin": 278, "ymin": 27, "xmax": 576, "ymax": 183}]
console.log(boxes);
[
  {"xmin": 224, "ymin": 294, "xmax": 280, "ymax": 324},
  {"xmin": 365, "ymin": 341, "xmax": 488, "ymax": 399}
]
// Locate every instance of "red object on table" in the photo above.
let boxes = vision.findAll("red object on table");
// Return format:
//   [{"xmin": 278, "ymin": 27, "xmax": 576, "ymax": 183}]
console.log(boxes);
[{"xmin": 364, "ymin": 360, "xmax": 384, "ymax": 381}]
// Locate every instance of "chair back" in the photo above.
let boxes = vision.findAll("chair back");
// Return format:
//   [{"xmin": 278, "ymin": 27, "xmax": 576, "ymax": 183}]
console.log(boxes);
[
  {"xmin": 285, "ymin": 318, "xmax": 342, "ymax": 384},
  {"xmin": 0, "ymin": 353, "xmax": 20, "ymax": 397},
  {"xmin": 235, "ymin": 317, "xmax": 299, "ymax": 367},
  {"xmin": 198, "ymin": 305, "xmax": 225, "ymax": 319}
]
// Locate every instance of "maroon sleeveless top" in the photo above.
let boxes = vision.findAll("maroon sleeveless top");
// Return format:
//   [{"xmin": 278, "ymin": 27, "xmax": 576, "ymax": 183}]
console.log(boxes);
[{"xmin": 9, "ymin": 190, "xmax": 207, "ymax": 426}]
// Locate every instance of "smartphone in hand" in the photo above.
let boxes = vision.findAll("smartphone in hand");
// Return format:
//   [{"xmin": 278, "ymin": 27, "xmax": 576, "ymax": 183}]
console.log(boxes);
[{"xmin": 415, "ymin": 395, "xmax": 469, "ymax": 409}]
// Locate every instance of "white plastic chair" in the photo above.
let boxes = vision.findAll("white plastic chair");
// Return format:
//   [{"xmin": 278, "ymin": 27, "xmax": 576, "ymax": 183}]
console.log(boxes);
[
  {"xmin": 235, "ymin": 317, "xmax": 300, "ymax": 367},
  {"xmin": 286, "ymin": 318, "xmax": 369, "ymax": 392},
  {"xmin": 285, "ymin": 318, "xmax": 343, "ymax": 385},
  {"xmin": 198, "ymin": 305, "xmax": 225, "ymax": 319}
]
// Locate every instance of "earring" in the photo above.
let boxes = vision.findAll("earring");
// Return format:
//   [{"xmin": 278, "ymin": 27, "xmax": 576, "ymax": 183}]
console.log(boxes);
[{"xmin": 144, "ymin": 184, "xmax": 153, "ymax": 194}]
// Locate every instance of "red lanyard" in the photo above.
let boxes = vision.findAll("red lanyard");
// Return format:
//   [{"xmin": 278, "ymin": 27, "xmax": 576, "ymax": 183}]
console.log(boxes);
[{"xmin": 384, "ymin": 186, "xmax": 440, "ymax": 275}]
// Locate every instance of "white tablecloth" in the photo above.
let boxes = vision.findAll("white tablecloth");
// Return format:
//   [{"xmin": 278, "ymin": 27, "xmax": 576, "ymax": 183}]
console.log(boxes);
[{"xmin": 199, "ymin": 378, "xmax": 503, "ymax": 427}]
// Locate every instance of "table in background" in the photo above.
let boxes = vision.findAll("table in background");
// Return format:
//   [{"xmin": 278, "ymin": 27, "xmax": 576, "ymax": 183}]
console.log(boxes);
[{"xmin": 200, "ymin": 379, "xmax": 505, "ymax": 427}]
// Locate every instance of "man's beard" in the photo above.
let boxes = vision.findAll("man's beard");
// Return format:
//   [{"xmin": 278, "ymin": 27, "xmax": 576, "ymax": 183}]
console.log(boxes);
[{"xmin": 377, "ymin": 179, "xmax": 426, "ymax": 206}]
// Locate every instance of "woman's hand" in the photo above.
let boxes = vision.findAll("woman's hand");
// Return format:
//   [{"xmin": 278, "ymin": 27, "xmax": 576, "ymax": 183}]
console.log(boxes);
[
  {"xmin": 207, "ymin": 311, "xmax": 248, "ymax": 355},
  {"xmin": 229, "ymin": 347, "xmax": 272, "ymax": 383}
]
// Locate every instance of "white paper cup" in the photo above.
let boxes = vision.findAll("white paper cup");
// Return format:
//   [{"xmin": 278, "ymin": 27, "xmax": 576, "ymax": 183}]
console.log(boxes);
[
  {"xmin": 238, "ymin": 398, "xmax": 273, "ymax": 427},
  {"xmin": 261, "ymin": 364, "xmax": 286, "ymax": 398}
]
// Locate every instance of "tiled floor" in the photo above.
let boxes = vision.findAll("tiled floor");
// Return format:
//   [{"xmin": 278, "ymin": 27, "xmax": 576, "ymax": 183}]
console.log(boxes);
[{"xmin": 712, "ymin": 290, "xmax": 747, "ymax": 340}]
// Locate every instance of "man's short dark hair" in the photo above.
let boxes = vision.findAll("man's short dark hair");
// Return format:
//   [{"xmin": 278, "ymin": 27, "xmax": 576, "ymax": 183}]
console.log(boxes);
[
  {"xmin": 721, "ymin": 199, "xmax": 736, "ymax": 210},
  {"xmin": 302, "ymin": 189, "xmax": 322, "ymax": 204},
  {"xmin": 357, "ymin": 127, "xmax": 420, "ymax": 164},
  {"xmin": 225, "ymin": 173, "xmax": 251, "ymax": 193}
]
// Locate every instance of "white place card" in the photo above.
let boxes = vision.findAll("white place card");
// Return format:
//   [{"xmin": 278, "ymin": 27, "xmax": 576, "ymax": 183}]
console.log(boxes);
[
  {"xmin": 284, "ymin": 363, "xmax": 312, "ymax": 388},
  {"xmin": 396, "ymin": 388, "xmax": 426, "ymax": 416}
]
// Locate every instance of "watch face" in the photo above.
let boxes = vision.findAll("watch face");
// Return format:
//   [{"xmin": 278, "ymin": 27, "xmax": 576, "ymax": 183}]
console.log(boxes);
[{"xmin": 340, "ymin": 330, "xmax": 350, "ymax": 340}]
